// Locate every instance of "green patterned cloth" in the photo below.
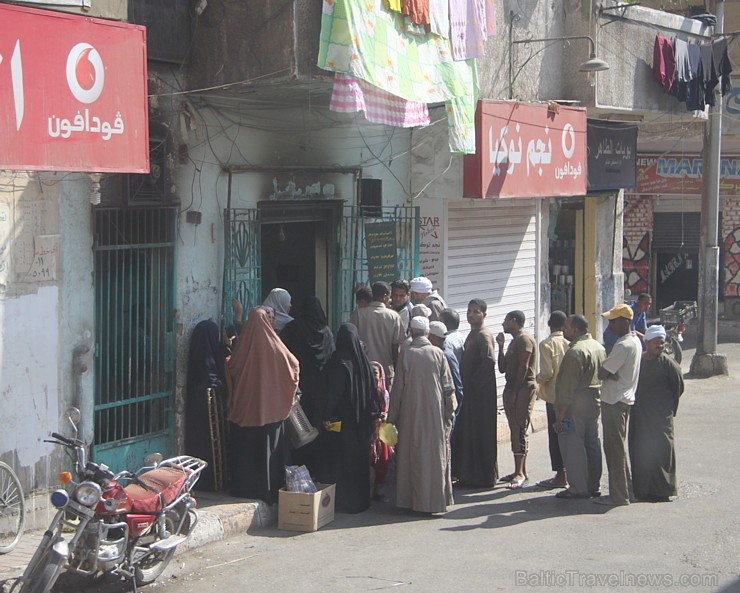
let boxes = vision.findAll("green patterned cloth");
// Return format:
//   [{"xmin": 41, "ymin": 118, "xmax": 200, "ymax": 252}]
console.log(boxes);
[{"xmin": 318, "ymin": 0, "xmax": 478, "ymax": 154}]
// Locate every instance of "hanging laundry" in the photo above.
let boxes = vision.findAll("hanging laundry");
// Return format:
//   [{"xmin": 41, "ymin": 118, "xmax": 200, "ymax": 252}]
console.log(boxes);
[
  {"xmin": 402, "ymin": 0, "xmax": 430, "ymax": 26},
  {"xmin": 318, "ymin": 0, "xmax": 478, "ymax": 153},
  {"xmin": 330, "ymin": 73, "xmax": 431, "ymax": 127},
  {"xmin": 449, "ymin": 0, "xmax": 491, "ymax": 60},
  {"xmin": 700, "ymin": 37, "xmax": 732, "ymax": 106},
  {"xmin": 383, "ymin": 0, "xmax": 402, "ymax": 12},
  {"xmin": 685, "ymin": 43, "xmax": 704, "ymax": 111},
  {"xmin": 485, "ymin": 0, "xmax": 496, "ymax": 37},
  {"xmin": 428, "ymin": 0, "xmax": 450, "ymax": 38},
  {"xmin": 672, "ymin": 38, "xmax": 691, "ymax": 102},
  {"xmin": 652, "ymin": 34, "xmax": 675, "ymax": 94}
]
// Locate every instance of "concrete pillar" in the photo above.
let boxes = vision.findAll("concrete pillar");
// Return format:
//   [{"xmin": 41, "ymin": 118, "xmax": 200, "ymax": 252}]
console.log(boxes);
[{"xmin": 691, "ymin": 0, "xmax": 728, "ymax": 377}]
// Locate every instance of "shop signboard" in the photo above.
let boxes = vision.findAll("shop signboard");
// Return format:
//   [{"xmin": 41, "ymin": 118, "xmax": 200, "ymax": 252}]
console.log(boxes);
[
  {"xmin": 463, "ymin": 100, "xmax": 587, "ymax": 198},
  {"xmin": 365, "ymin": 221, "xmax": 398, "ymax": 284},
  {"xmin": 587, "ymin": 120, "xmax": 637, "ymax": 191},
  {"xmin": 0, "ymin": 3, "xmax": 149, "ymax": 172},
  {"xmin": 636, "ymin": 155, "xmax": 740, "ymax": 196}
]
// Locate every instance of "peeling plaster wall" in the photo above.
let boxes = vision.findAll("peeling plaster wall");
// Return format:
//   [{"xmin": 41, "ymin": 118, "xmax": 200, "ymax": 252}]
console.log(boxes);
[
  {"xmin": 0, "ymin": 173, "xmax": 61, "ymax": 496},
  {"xmin": 0, "ymin": 172, "xmax": 93, "ymax": 529}
]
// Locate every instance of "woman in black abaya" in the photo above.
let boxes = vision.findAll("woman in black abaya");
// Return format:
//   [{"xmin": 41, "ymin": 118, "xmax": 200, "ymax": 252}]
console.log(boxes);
[
  {"xmin": 316, "ymin": 323, "xmax": 378, "ymax": 513},
  {"xmin": 185, "ymin": 320, "xmax": 228, "ymax": 491},
  {"xmin": 280, "ymin": 296, "xmax": 335, "ymax": 423},
  {"xmin": 280, "ymin": 297, "xmax": 335, "ymax": 474}
]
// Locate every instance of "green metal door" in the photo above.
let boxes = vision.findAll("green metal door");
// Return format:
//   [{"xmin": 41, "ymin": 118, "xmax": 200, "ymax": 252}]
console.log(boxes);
[
  {"xmin": 92, "ymin": 207, "xmax": 177, "ymax": 471},
  {"xmin": 222, "ymin": 208, "xmax": 261, "ymax": 326},
  {"xmin": 338, "ymin": 205, "xmax": 420, "ymax": 326}
]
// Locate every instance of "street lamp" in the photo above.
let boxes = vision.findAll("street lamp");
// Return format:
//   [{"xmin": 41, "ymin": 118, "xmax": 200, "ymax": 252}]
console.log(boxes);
[{"xmin": 509, "ymin": 34, "xmax": 609, "ymax": 98}]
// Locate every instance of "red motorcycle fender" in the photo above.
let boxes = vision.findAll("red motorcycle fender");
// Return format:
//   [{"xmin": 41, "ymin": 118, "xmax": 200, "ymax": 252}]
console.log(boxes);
[{"xmin": 126, "ymin": 515, "xmax": 157, "ymax": 538}]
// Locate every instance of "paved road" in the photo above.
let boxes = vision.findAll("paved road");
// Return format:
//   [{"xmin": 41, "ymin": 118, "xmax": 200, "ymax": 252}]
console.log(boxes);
[{"xmin": 17, "ymin": 345, "xmax": 740, "ymax": 593}]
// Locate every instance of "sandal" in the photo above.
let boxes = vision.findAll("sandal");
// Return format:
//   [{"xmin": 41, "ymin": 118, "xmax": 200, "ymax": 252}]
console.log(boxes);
[
  {"xmin": 498, "ymin": 473, "xmax": 517, "ymax": 483},
  {"xmin": 555, "ymin": 489, "xmax": 589, "ymax": 499},
  {"xmin": 536, "ymin": 478, "xmax": 568, "ymax": 489},
  {"xmin": 506, "ymin": 478, "xmax": 529, "ymax": 489}
]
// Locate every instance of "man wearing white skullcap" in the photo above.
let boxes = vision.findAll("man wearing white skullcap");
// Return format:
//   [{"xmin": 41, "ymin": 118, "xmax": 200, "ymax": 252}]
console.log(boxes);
[
  {"xmin": 409, "ymin": 276, "xmax": 447, "ymax": 322},
  {"xmin": 428, "ymin": 321, "xmax": 464, "ymax": 420},
  {"xmin": 629, "ymin": 324, "xmax": 684, "ymax": 503},
  {"xmin": 410, "ymin": 316, "xmax": 430, "ymax": 332},
  {"xmin": 389, "ymin": 307, "xmax": 456, "ymax": 513},
  {"xmin": 643, "ymin": 325, "xmax": 667, "ymax": 341}
]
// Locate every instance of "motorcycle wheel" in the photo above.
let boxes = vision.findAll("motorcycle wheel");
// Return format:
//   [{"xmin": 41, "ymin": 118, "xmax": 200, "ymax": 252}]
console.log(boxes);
[
  {"xmin": 15, "ymin": 545, "xmax": 65, "ymax": 593},
  {"xmin": 664, "ymin": 337, "xmax": 683, "ymax": 364},
  {"xmin": 133, "ymin": 508, "xmax": 191, "ymax": 586}
]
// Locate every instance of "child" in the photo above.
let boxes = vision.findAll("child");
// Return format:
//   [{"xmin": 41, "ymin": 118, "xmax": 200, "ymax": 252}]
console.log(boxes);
[{"xmin": 370, "ymin": 361, "xmax": 393, "ymax": 501}]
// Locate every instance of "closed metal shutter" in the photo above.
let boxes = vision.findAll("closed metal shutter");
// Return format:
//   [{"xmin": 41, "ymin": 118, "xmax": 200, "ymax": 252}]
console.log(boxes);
[
  {"xmin": 446, "ymin": 199, "xmax": 539, "ymax": 393},
  {"xmin": 652, "ymin": 212, "xmax": 701, "ymax": 251}
]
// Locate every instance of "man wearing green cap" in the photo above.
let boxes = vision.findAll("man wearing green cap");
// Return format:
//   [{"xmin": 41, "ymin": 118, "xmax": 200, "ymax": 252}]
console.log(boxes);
[{"xmin": 596, "ymin": 304, "xmax": 642, "ymax": 506}]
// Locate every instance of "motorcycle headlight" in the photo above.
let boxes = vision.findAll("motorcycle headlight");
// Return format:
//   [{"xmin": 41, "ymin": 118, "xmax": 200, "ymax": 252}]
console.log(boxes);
[
  {"xmin": 50, "ymin": 489, "xmax": 69, "ymax": 509},
  {"xmin": 74, "ymin": 482, "xmax": 102, "ymax": 507}
]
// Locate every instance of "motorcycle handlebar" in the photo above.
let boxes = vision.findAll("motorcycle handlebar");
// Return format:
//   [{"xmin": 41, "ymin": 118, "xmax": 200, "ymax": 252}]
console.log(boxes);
[{"xmin": 50, "ymin": 432, "xmax": 75, "ymax": 445}]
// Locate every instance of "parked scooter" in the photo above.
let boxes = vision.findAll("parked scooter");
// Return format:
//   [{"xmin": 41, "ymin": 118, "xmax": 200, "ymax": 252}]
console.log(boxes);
[{"xmin": 11, "ymin": 407, "xmax": 206, "ymax": 593}]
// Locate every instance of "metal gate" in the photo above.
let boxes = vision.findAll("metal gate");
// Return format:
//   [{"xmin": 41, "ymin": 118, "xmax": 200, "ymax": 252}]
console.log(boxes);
[
  {"xmin": 92, "ymin": 207, "xmax": 177, "ymax": 470},
  {"xmin": 338, "ymin": 205, "xmax": 420, "ymax": 324},
  {"xmin": 222, "ymin": 208, "xmax": 261, "ymax": 327}
]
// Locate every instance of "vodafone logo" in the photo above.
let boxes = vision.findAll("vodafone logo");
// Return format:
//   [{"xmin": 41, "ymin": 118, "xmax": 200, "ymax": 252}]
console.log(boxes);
[{"xmin": 66, "ymin": 43, "xmax": 105, "ymax": 104}]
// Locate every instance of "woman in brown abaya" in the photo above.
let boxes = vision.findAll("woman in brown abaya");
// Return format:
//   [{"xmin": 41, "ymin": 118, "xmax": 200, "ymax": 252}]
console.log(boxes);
[{"xmin": 226, "ymin": 306, "xmax": 300, "ymax": 504}]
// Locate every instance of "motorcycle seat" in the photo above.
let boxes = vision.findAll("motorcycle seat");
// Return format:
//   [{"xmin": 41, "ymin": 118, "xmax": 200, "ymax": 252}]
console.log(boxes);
[{"xmin": 124, "ymin": 467, "xmax": 188, "ymax": 514}]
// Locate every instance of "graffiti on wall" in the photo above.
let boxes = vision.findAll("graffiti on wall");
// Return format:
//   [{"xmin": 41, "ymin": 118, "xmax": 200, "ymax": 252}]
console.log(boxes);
[
  {"xmin": 724, "ymin": 227, "xmax": 740, "ymax": 296},
  {"xmin": 623, "ymin": 232, "xmax": 650, "ymax": 294}
]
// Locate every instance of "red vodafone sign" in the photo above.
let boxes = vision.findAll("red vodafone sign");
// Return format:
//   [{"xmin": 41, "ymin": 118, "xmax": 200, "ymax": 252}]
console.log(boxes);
[
  {"xmin": 0, "ymin": 4, "xmax": 149, "ymax": 173},
  {"xmin": 464, "ymin": 100, "xmax": 587, "ymax": 198}
]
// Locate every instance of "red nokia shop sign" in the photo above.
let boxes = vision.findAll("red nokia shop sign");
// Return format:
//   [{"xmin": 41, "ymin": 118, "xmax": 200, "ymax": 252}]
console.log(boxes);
[
  {"xmin": 464, "ymin": 100, "xmax": 587, "ymax": 198},
  {"xmin": 0, "ymin": 4, "xmax": 149, "ymax": 173}
]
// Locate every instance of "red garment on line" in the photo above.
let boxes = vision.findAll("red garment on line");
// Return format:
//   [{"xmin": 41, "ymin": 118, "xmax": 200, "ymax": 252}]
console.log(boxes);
[{"xmin": 653, "ymin": 34, "xmax": 676, "ymax": 94}]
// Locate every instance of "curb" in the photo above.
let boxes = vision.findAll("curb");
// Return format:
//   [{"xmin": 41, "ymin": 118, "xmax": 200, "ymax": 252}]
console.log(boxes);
[{"xmin": 178, "ymin": 495, "xmax": 276, "ymax": 556}]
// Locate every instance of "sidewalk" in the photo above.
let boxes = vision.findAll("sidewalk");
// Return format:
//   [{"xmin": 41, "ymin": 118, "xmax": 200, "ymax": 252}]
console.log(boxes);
[{"xmin": 0, "ymin": 399, "xmax": 548, "ymax": 587}]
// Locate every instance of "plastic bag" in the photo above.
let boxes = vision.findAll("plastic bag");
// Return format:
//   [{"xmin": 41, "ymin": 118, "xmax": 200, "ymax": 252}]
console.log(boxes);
[
  {"xmin": 285, "ymin": 465, "xmax": 317, "ymax": 493},
  {"xmin": 378, "ymin": 422, "xmax": 398, "ymax": 446}
]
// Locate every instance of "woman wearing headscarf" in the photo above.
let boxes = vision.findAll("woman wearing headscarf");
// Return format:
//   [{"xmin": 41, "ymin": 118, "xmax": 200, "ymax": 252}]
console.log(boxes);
[
  {"xmin": 629, "ymin": 325, "xmax": 684, "ymax": 502},
  {"xmin": 262, "ymin": 288, "xmax": 294, "ymax": 333},
  {"xmin": 186, "ymin": 320, "xmax": 228, "ymax": 491},
  {"xmin": 316, "ymin": 323, "xmax": 378, "ymax": 513},
  {"xmin": 279, "ymin": 297, "xmax": 335, "ymax": 473},
  {"xmin": 280, "ymin": 297, "xmax": 335, "ymax": 423},
  {"xmin": 226, "ymin": 307, "xmax": 300, "ymax": 503}
]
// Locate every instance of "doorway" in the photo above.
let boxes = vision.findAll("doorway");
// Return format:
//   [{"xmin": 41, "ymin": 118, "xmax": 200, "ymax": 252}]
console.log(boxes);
[{"xmin": 261, "ymin": 221, "xmax": 328, "ymax": 311}]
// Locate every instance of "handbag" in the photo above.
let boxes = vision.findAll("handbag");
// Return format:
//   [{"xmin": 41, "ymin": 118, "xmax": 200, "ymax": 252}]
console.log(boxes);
[{"xmin": 286, "ymin": 392, "xmax": 319, "ymax": 448}]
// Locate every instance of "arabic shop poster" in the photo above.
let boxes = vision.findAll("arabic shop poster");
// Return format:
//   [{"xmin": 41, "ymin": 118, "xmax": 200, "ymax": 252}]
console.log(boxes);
[
  {"xmin": 587, "ymin": 120, "xmax": 637, "ymax": 191},
  {"xmin": 463, "ymin": 100, "xmax": 587, "ymax": 199},
  {"xmin": 0, "ymin": 4, "xmax": 149, "ymax": 173}
]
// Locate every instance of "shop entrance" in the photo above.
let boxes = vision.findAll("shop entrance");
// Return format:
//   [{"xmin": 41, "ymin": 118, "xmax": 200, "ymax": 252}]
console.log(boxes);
[
  {"xmin": 654, "ymin": 251, "xmax": 698, "ymax": 310},
  {"xmin": 548, "ymin": 202, "xmax": 583, "ymax": 315},
  {"xmin": 261, "ymin": 220, "xmax": 329, "ymax": 313}
]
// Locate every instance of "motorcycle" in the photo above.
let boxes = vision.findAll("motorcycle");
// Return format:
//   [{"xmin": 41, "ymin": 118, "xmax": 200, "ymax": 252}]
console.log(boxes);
[
  {"xmin": 12, "ymin": 407, "xmax": 206, "ymax": 593},
  {"xmin": 658, "ymin": 300, "xmax": 697, "ymax": 364}
]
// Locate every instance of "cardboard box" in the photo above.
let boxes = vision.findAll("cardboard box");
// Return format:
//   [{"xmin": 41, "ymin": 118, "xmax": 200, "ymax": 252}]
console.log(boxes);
[{"xmin": 278, "ymin": 483, "xmax": 335, "ymax": 532}]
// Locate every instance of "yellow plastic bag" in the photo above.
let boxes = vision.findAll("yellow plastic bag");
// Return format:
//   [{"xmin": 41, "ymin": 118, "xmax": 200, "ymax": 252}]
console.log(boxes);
[
  {"xmin": 378, "ymin": 422, "xmax": 398, "ymax": 446},
  {"xmin": 326, "ymin": 421, "xmax": 342, "ymax": 432}
]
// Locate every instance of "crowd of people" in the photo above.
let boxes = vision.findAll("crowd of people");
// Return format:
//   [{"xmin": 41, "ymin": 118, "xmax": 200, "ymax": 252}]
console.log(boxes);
[{"xmin": 185, "ymin": 280, "xmax": 684, "ymax": 515}]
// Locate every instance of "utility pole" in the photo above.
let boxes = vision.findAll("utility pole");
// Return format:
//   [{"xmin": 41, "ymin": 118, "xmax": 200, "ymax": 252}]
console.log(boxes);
[{"xmin": 690, "ymin": 0, "xmax": 729, "ymax": 377}]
